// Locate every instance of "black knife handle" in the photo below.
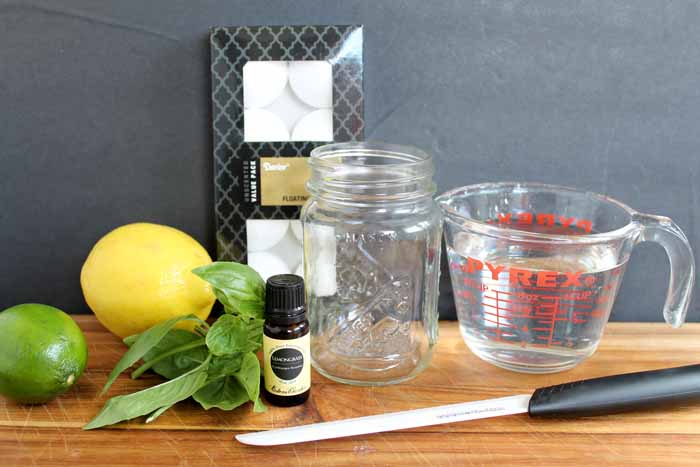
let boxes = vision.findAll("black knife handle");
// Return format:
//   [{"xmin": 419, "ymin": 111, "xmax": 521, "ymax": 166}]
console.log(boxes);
[{"xmin": 528, "ymin": 364, "xmax": 700, "ymax": 417}]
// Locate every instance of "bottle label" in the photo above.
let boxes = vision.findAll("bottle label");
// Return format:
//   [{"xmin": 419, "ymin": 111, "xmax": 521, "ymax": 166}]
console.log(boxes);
[{"xmin": 263, "ymin": 333, "xmax": 310, "ymax": 396}]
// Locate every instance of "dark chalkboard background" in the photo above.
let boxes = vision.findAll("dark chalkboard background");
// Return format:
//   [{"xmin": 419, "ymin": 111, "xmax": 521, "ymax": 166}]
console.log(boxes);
[{"xmin": 1, "ymin": 1, "xmax": 698, "ymax": 323}]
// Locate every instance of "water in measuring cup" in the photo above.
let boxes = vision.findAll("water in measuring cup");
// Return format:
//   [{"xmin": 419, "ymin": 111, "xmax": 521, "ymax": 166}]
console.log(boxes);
[{"xmin": 448, "ymin": 236, "xmax": 627, "ymax": 373}]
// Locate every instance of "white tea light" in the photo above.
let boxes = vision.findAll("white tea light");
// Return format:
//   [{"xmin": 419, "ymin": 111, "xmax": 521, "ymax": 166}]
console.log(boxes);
[
  {"xmin": 243, "ymin": 109, "xmax": 290, "ymax": 142},
  {"xmin": 291, "ymin": 109, "xmax": 333, "ymax": 142},
  {"xmin": 246, "ymin": 220, "xmax": 290, "ymax": 252},
  {"xmin": 268, "ymin": 226, "xmax": 303, "ymax": 273},
  {"xmin": 248, "ymin": 251, "xmax": 291, "ymax": 281},
  {"xmin": 307, "ymin": 223, "xmax": 336, "ymax": 252},
  {"xmin": 263, "ymin": 85, "xmax": 315, "ymax": 135},
  {"xmin": 242, "ymin": 61, "xmax": 289, "ymax": 108},
  {"xmin": 289, "ymin": 61, "xmax": 333, "ymax": 108},
  {"xmin": 310, "ymin": 263, "xmax": 337, "ymax": 297},
  {"xmin": 306, "ymin": 223, "xmax": 337, "ymax": 297},
  {"xmin": 290, "ymin": 220, "xmax": 303, "ymax": 243}
]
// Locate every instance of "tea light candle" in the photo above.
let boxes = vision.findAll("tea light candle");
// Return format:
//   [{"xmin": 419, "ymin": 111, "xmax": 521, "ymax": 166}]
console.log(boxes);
[
  {"xmin": 267, "ymin": 227, "xmax": 303, "ymax": 273},
  {"xmin": 243, "ymin": 109, "xmax": 290, "ymax": 142},
  {"xmin": 290, "ymin": 220, "xmax": 303, "ymax": 243},
  {"xmin": 248, "ymin": 251, "xmax": 290, "ymax": 281},
  {"xmin": 291, "ymin": 109, "xmax": 333, "ymax": 141},
  {"xmin": 247, "ymin": 220, "xmax": 290, "ymax": 252},
  {"xmin": 289, "ymin": 61, "xmax": 333, "ymax": 108},
  {"xmin": 243, "ymin": 61, "xmax": 289, "ymax": 108}
]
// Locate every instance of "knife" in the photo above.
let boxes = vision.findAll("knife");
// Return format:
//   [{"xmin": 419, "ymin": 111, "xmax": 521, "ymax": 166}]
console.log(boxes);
[{"xmin": 236, "ymin": 364, "xmax": 700, "ymax": 446}]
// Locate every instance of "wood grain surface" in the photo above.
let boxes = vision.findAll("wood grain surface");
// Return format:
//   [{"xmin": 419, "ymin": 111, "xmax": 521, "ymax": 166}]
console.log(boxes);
[{"xmin": 2, "ymin": 316, "xmax": 700, "ymax": 466}]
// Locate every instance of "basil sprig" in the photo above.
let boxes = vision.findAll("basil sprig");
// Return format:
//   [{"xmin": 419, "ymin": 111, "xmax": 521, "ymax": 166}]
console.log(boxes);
[{"xmin": 84, "ymin": 262, "xmax": 268, "ymax": 430}]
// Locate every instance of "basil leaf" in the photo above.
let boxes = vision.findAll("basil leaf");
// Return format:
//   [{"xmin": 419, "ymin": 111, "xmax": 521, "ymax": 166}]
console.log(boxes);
[
  {"xmin": 145, "ymin": 404, "xmax": 173, "ymax": 424},
  {"xmin": 205, "ymin": 314, "xmax": 248, "ymax": 356},
  {"xmin": 204, "ymin": 316, "xmax": 263, "ymax": 356},
  {"xmin": 102, "ymin": 314, "xmax": 203, "ymax": 395},
  {"xmin": 84, "ymin": 356, "xmax": 211, "ymax": 430},
  {"xmin": 192, "ymin": 377, "xmax": 249, "ymax": 411},
  {"xmin": 244, "ymin": 318, "xmax": 265, "ymax": 353},
  {"xmin": 207, "ymin": 354, "xmax": 244, "ymax": 379},
  {"xmin": 142, "ymin": 329, "xmax": 201, "ymax": 359},
  {"xmin": 123, "ymin": 335, "xmax": 138, "ymax": 347},
  {"xmin": 139, "ymin": 330, "xmax": 208, "ymax": 380},
  {"xmin": 194, "ymin": 352, "xmax": 265, "ymax": 412},
  {"xmin": 192, "ymin": 262, "xmax": 265, "ymax": 319},
  {"xmin": 253, "ymin": 397, "xmax": 266, "ymax": 413},
  {"xmin": 222, "ymin": 302, "xmax": 262, "ymax": 318},
  {"xmin": 234, "ymin": 352, "xmax": 265, "ymax": 412}
]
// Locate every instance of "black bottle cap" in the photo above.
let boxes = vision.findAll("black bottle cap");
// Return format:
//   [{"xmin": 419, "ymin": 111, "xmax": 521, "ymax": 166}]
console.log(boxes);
[{"xmin": 265, "ymin": 274, "xmax": 306, "ymax": 320}]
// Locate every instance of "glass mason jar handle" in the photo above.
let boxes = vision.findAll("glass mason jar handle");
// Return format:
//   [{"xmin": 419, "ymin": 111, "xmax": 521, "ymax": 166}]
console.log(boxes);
[{"xmin": 633, "ymin": 213, "xmax": 696, "ymax": 327}]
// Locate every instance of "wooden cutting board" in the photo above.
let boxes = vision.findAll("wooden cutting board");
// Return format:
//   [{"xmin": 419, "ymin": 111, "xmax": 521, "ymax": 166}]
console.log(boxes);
[{"xmin": 2, "ymin": 316, "xmax": 700, "ymax": 466}]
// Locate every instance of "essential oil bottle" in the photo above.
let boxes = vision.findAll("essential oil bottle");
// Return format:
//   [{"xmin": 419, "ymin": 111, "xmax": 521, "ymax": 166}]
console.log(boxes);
[{"xmin": 262, "ymin": 274, "xmax": 310, "ymax": 406}]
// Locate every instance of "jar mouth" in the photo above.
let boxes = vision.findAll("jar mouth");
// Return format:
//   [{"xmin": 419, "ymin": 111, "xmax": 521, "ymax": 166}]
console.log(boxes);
[
  {"xmin": 308, "ymin": 142, "xmax": 435, "ymax": 203},
  {"xmin": 310, "ymin": 142, "xmax": 432, "ymax": 169}
]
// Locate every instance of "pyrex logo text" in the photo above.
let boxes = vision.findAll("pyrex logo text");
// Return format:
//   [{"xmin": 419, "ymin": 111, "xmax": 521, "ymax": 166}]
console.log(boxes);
[
  {"xmin": 457, "ymin": 257, "xmax": 591, "ymax": 288},
  {"xmin": 487, "ymin": 212, "xmax": 593, "ymax": 233}
]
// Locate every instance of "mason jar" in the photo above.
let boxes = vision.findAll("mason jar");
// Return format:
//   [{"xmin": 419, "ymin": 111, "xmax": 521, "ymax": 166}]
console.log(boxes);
[{"xmin": 301, "ymin": 142, "xmax": 442, "ymax": 385}]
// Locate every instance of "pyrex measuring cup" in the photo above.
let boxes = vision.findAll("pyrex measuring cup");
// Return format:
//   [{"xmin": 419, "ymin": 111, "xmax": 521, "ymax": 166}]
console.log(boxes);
[{"xmin": 437, "ymin": 182, "xmax": 695, "ymax": 373}]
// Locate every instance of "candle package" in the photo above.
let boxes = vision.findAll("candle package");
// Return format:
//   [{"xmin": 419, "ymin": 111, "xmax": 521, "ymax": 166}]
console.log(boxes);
[{"xmin": 209, "ymin": 25, "xmax": 364, "ymax": 279}]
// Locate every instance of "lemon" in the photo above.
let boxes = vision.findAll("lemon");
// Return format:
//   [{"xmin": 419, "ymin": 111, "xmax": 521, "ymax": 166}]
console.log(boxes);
[
  {"xmin": 0, "ymin": 304, "xmax": 88, "ymax": 404},
  {"xmin": 81, "ymin": 223, "xmax": 216, "ymax": 338}
]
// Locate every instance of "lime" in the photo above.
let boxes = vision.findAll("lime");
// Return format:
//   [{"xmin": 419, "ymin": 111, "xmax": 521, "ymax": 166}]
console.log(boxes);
[{"xmin": 0, "ymin": 304, "xmax": 88, "ymax": 404}]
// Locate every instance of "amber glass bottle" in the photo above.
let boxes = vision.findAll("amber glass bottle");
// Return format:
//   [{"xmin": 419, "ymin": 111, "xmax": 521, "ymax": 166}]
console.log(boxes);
[{"xmin": 262, "ymin": 274, "xmax": 310, "ymax": 407}]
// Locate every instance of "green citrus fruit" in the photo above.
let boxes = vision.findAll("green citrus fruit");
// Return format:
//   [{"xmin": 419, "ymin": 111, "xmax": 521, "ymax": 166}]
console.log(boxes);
[{"xmin": 0, "ymin": 304, "xmax": 88, "ymax": 404}]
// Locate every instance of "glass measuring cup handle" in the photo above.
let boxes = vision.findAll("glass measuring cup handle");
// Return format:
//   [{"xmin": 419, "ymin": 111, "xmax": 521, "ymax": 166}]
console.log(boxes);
[{"xmin": 633, "ymin": 212, "xmax": 696, "ymax": 327}]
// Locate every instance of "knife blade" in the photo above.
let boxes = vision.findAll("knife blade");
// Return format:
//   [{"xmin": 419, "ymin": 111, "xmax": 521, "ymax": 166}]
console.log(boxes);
[
  {"xmin": 236, "ymin": 394, "xmax": 530, "ymax": 446},
  {"xmin": 236, "ymin": 364, "xmax": 700, "ymax": 446}
]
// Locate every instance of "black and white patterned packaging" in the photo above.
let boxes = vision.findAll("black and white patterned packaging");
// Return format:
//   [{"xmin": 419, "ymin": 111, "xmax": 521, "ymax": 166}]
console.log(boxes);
[{"xmin": 209, "ymin": 25, "xmax": 364, "ymax": 279}]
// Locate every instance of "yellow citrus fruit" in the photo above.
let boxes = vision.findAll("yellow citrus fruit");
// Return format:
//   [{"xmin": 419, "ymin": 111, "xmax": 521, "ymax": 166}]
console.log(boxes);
[{"xmin": 80, "ymin": 223, "xmax": 216, "ymax": 338}]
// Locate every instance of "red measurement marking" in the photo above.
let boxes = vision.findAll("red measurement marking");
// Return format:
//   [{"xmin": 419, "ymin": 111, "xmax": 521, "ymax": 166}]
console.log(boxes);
[
  {"xmin": 480, "ymin": 287, "xmax": 594, "ymax": 348},
  {"xmin": 509, "ymin": 284, "xmax": 594, "ymax": 292},
  {"xmin": 496, "ymin": 288, "xmax": 594, "ymax": 304},
  {"xmin": 463, "ymin": 277, "xmax": 489, "ymax": 291}
]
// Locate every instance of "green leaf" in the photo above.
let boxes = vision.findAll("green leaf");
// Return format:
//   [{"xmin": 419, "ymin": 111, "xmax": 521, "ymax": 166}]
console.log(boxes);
[
  {"xmin": 101, "ymin": 314, "xmax": 204, "ymax": 396},
  {"xmin": 222, "ymin": 301, "xmax": 265, "ymax": 319},
  {"xmin": 192, "ymin": 352, "xmax": 265, "ymax": 412},
  {"xmin": 134, "ymin": 330, "xmax": 208, "ymax": 380},
  {"xmin": 145, "ymin": 404, "xmax": 173, "ymax": 424},
  {"xmin": 244, "ymin": 318, "xmax": 265, "ymax": 353},
  {"xmin": 233, "ymin": 353, "xmax": 266, "ymax": 413},
  {"xmin": 192, "ymin": 377, "xmax": 249, "ymax": 411},
  {"xmin": 123, "ymin": 335, "xmax": 139, "ymax": 347},
  {"xmin": 234, "ymin": 352, "xmax": 262, "ymax": 403},
  {"xmin": 192, "ymin": 262, "xmax": 265, "ymax": 319},
  {"xmin": 253, "ymin": 397, "xmax": 267, "ymax": 413},
  {"xmin": 84, "ymin": 356, "xmax": 211, "ymax": 430},
  {"xmin": 207, "ymin": 354, "xmax": 244, "ymax": 379},
  {"xmin": 205, "ymin": 314, "xmax": 248, "ymax": 356}
]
